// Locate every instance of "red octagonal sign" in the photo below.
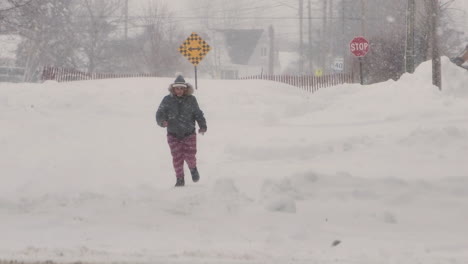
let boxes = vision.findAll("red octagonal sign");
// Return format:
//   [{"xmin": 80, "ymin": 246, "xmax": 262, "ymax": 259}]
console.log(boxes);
[{"xmin": 350, "ymin": 37, "xmax": 370, "ymax": 57}]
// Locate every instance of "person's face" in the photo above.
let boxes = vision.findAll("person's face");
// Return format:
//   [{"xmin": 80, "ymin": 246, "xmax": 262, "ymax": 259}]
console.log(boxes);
[{"xmin": 173, "ymin": 86, "xmax": 186, "ymax": 97}]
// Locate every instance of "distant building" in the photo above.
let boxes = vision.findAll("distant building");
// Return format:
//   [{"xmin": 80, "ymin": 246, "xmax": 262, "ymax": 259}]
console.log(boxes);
[
  {"xmin": 0, "ymin": 34, "xmax": 21, "ymax": 67},
  {"xmin": 0, "ymin": 34, "xmax": 25, "ymax": 82},
  {"xmin": 207, "ymin": 29, "xmax": 279, "ymax": 79}
]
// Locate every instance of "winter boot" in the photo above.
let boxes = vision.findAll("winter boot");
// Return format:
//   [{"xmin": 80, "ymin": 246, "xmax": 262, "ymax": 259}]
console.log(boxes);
[
  {"xmin": 175, "ymin": 177, "xmax": 185, "ymax": 187},
  {"xmin": 190, "ymin": 167, "xmax": 200, "ymax": 182}
]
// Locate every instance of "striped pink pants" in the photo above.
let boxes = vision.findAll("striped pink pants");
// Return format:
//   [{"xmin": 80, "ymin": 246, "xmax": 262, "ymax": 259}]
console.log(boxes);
[{"xmin": 167, "ymin": 134, "xmax": 197, "ymax": 179}]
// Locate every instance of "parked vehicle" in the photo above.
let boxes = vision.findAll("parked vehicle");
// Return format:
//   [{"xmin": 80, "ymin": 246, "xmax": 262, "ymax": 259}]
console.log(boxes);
[{"xmin": 450, "ymin": 45, "xmax": 468, "ymax": 70}]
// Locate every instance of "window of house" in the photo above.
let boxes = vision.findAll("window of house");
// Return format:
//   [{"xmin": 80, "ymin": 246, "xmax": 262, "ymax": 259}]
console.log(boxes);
[{"xmin": 261, "ymin": 47, "xmax": 267, "ymax": 57}]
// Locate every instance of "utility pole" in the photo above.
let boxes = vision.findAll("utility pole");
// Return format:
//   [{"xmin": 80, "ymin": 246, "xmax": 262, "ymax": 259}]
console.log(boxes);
[
  {"xmin": 124, "ymin": 0, "xmax": 128, "ymax": 40},
  {"xmin": 431, "ymin": 0, "xmax": 441, "ymax": 90},
  {"xmin": 360, "ymin": 0, "xmax": 367, "ymax": 36},
  {"xmin": 406, "ymin": 0, "xmax": 415, "ymax": 73},
  {"xmin": 299, "ymin": 0, "xmax": 304, "ymax": 73},
  {"xmin": 328, "ymin": 0, "xmax": 334, "ymax": 63},
  {"xmin": 341, "ymin": 0, "xmax": 346, "ymax": 71},
  {"xmin": 322, "ymin": 0, "xmax": 328, "ymax": 70},
  {"xmin": 360, "ymin": 0, "xmax": 367, "ymax": 84},
  {"xmin": 268, "ymin": 25, "xmax": 275, "ymax": 75},
  {"xmin": 308, "ymin": 0, "xmax": 313, "ymax": 72}
]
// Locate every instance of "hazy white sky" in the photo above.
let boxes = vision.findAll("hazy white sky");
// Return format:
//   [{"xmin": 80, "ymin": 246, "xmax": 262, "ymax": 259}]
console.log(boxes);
[
  {"xmin": 128, "ymin": 0, "xmax": 300, "ymax": 40},
  {"xmin": 129, "ymin": 0, "xmax": 468, "ymax": 44},
  {"xmin": 130, "ymin": 0, "xmax": 201, "ymax": 14}
]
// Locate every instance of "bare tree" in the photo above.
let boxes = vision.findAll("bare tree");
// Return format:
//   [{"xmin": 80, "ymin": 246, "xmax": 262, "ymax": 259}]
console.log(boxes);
[
  {"xmin": 429, "ymin": 0, "xmax": 441, "ymax": 89},
  {"xmin": 417, "ymin": 0, "xmax": 459, "ymax": 60},
  {"xmin": 0, "ymin": 0, "xmax": 33, "ymax": 14},
  {"xmin": 73, "ymin": 0, "xmax": 124, "ymax": 73},
  {"xmin": 134, "ymin": 1, "xmax": 188, "ymax": 75},
  {"xmin": 12, "ymin": 0, "xmax": 78, "ymax": 81}
]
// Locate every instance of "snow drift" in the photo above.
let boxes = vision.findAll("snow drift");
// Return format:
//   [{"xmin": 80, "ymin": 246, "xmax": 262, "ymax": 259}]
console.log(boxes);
[{"xmin": 0, "ymin": 58, "xmax": 467, "ymax": 263}]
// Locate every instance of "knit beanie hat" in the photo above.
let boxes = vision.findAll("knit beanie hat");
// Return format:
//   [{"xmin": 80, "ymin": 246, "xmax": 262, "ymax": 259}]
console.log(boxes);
[
  {"xmin": 168, "ymin": 74, "xmax": 193, "ymax": 95},
  {"xmin": 174, "ymin": 75, "xmax": 186, "ymax": 85}
]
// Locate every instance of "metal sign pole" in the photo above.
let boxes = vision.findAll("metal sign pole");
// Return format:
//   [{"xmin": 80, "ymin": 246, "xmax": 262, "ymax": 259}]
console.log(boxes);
[
  {"xmin": 194, "ymin": 66, "xmax": 198, "ymax": 90},
  {"xmin": 178, "ymin": 32, "xmax": 211, "ymax": 91},
  {"xmin": 350, "ymin": 37, "xmax": 369, "ymax": 85},
  {"xmin": 359, "ymin": 57, "xmax": 363, "ymax": 85}
]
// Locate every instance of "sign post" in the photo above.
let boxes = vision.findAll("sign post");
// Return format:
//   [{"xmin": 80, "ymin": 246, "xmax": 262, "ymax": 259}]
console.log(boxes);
[
  {"xmin": 178, "ymin": 33, "xmax": 211, "ymax": 89},
  {"xmin": 349, "ymin": 36, "xmax": 370, "ymax": 85}
]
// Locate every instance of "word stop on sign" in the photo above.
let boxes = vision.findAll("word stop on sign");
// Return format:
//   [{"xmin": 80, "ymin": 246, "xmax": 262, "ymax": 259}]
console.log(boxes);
[{"xmin": 350, "ymin": 42, "xmax": 369, "ymax": 52}]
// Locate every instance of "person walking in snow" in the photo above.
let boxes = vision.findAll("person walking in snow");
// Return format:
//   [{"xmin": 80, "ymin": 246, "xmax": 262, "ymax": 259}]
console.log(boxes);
[{"xmin": 156, "ymin": 75, "xmax": 207, "ymax": 187}]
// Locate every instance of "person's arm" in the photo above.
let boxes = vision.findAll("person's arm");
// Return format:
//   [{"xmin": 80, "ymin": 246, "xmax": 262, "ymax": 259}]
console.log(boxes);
[
  {"xmin": 156, "ymin": 97, "xmax": 169, "ymax": 127},
  {"xmin": 192, "ymin": 97, "xmax": 207, "ymax": 133}
]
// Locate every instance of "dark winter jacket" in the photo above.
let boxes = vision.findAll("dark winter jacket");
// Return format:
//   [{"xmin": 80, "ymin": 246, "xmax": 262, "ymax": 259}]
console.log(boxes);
[{"xmin": 156, "ymin": 83, "xmax": 207, "ymax": 139}]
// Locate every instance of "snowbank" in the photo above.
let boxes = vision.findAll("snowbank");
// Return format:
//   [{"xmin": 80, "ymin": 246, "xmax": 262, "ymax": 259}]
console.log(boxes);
[{"xmin": 0, "ymin": 59, "xmax": 467, "ymax": 263}]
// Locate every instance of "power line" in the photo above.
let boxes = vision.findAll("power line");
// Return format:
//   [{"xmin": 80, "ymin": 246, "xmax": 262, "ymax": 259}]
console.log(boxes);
[{"xmin": 94, "ymin": 15, "xmax": 365, "ymax": 20}]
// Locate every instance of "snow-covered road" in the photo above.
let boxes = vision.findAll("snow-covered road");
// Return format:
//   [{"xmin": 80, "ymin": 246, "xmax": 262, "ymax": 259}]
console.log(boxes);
[{"xmin": 1, "ymin": 58, "xmax": 468, "ymax": 263}]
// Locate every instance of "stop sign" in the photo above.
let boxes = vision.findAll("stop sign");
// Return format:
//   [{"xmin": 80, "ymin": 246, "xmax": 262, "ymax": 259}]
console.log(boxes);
[{"xmin": 350, "ymin": 37, "xmax": 370, "ymax": 57}]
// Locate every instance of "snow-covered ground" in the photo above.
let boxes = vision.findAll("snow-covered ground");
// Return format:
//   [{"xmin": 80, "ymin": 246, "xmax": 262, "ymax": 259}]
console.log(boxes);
[{"xmin": 1, "ymin": 58, "xmax": 468, "ymax": 264}]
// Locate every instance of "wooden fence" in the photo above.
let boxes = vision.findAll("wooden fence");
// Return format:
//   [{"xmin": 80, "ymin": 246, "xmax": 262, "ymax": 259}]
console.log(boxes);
[
  {"xmin": 239, "ymin": 73, "xmax": 354, "ymax": 93},
  {"xmin": 41, "ymin": 66, "xmax": 355, "ymax": 93},
  {"xmin": 41, "ymin": 66, "xmax": 159, "ymax": 82}
]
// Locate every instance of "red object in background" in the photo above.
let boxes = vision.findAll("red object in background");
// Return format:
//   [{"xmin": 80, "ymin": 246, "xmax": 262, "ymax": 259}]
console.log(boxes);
[{"xmin": 350, "ymin": 37, "xmax": 370, "ymax": 57}]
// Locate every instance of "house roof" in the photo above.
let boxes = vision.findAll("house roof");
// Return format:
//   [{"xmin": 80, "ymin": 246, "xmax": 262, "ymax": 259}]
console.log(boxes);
[{"xmin": 218, "ymin": 29, "xmax": 264, "ymax": 65}]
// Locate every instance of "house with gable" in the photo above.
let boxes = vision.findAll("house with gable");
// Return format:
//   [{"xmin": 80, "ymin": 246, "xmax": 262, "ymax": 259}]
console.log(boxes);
[
  {"xmin": 0, "ymin": 34, "xmax": 25, "ymax": 82},
  {"xmin": 208, "ymin": 28, "xmax": 279, "ymax": 79}
]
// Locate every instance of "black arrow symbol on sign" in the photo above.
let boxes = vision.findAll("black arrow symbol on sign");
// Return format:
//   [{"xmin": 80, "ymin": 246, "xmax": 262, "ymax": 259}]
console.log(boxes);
[{"xmin": 188, "ymin": 47, "xmax": 202, "ymax": 51}]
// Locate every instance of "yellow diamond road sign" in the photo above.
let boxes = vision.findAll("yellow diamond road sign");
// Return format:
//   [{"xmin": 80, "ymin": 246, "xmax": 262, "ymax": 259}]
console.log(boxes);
[{"xmin": 179, "ymin": 32, "xmax": 211, "ymax": 66}]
